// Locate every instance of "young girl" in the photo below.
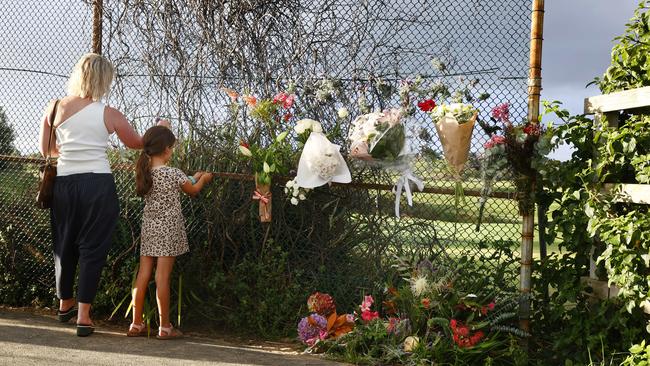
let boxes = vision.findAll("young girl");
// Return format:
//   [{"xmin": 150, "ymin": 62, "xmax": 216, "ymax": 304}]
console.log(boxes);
[{"xmin": 127, "ymin": 125, "xmax": 213, "ymax": 339}]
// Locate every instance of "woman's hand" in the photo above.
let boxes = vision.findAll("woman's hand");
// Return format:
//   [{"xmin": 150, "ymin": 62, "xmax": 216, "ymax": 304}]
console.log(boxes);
[{"xmin": 156, "ymin": 118, "xmax": 172, "ymax": 129}]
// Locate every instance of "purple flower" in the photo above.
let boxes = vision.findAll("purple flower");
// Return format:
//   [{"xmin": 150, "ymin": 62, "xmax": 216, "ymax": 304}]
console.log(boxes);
[{"xmin": 297, "ymin": 314, "xmax": 327, "ymax": 345}]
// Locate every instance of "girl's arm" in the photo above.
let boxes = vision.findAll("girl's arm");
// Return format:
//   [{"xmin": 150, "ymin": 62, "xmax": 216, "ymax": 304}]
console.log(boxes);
[
  {"xmin": 181, "ymin": 173, "xmax": 213, "ymax": 197},
  {"xmin": 38, "ymin": 101, "xmax": 59, "ymax": 157}
]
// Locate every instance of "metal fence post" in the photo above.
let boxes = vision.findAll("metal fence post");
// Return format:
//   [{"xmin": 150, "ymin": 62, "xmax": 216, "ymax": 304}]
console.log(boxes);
[
  {"xmin": 520, "ymin": 0, "xmax": 545, "ymax": 334},
  {"xmin": 92, "ymin": 0, "xmax": 103, "ymax": 54}
]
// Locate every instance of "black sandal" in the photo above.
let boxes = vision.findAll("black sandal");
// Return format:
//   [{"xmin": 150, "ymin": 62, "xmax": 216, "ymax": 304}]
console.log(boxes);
[
  {"xmin": 76, "ymin": 324, "xmax": 94, "ymax": 337},
  {"xmin": 57, "ymin": 306, "xmax": 77, "ymax": 323}
]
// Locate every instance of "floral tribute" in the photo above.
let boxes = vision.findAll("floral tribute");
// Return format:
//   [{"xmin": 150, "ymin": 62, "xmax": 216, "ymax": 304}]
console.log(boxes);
[
  {"xmin": 477, "ymin": 102, "xmax": 550, "ymax": 225},
  {"xmin": 348, "ymin": 108, "xmax": 423, "ymax": 217},
  {"xmin": 348, "ymin": 108, "xmax": 405, "ymax": 162},
  {"xmin": 227, "ymin": 88, "xmax": 294, "ymax": 222},
  {"xmin": 299, "ymin": 256, "xmax": 529, "ymax": 362},
  {"xmin": 294, "ymin": 119, "xmax": 351, "ymax": 189},
  {"xmin": 426, "ymin": 102, "xmax": 479, "ymax": 178},
  {"xmin": 297, "ymin": 292, "xmax": 355, "ymax": 347}
]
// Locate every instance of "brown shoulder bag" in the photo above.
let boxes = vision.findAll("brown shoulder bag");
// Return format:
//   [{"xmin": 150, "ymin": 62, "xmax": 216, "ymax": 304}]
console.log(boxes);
[{"xmin": 36, "ymin": 100, "xmax": 60, "ymax": 209}]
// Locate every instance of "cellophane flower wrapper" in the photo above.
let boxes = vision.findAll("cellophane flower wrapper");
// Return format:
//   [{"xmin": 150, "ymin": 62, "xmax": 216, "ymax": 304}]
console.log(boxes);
[
  {"xmin": 296, "ymin": 132, "xmax": 351, "ymax": 188},
  {"xmin": 349, "ymin": 109, "xmax": 406, "ymax": 165},
  {"xmin": 348, "ymin": 109, "xmax": 423, "ymax": 217},
  {"xmin": 430, "ymin": 103, "xmax": 478, "ymax": 178}
]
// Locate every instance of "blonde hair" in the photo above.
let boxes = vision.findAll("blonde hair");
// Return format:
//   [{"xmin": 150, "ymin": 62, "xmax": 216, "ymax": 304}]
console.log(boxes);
[{"xmin": 66, "ymin": 53, "xmax": 115, "ymax": 101}]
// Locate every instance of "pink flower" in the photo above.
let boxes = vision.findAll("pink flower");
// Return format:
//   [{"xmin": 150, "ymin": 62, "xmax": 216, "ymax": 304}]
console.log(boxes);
[
  {"xmin": 360, "ymin": 295, "xmax": 374, "ymax": 312},
  {"xmin": 361, "ymin": 310, "xmax": 379, "ymax": 322},
  {"xmin": 273, "ymin": 92, "xmax": 288, "ymax": 104},
  {"xmin": 491, "ymin": 103, "xmax": 510, "ymax": 123},
  {"xmin": 319, "ymin": 329, "xmax": 328, "ymax": 340},
  {"xmin": 484, "ymin": 135, "xmax": 506, "ymax": 149},
  {"xmin": 346, "ymin": 313, "xmax": 355, "ymax": 323},
  {"xmin": 488, "ymin": 302, "xmax": 495, "ymax": 311},
  {"xmin": 283, "ymin": 94, "xmax": 295, "ymax": 109}
]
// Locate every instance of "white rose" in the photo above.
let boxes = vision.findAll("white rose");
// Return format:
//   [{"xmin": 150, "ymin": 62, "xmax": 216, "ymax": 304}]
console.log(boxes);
[
  {"xmin": 337, "ymin": 107, "xmax": 349, "ymax": 118},
  {"xmin": 286, "ymin": 179, "xmax": 294, "ymax": 188},
  {"xmin": 290, "ymin": 197, "xmax": 299, "ymax": 205},
  {"xmin": 311, "ymin": 121, "xmax": 323, "ymax": 133},
  {"xmin": 292, "ymin": 189, "xmax": 299, "ymax": 197},
  {"xmin": 299, "ymin": 194, "xmax": 306, "ymax": 200}
]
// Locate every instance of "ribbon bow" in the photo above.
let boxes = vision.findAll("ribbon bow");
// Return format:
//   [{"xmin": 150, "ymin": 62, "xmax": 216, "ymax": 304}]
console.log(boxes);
[
  {"xmin": 252, "ymin": 190, "xmax": 271, "ymax": 204},
  {"xmin": 393, "ymin": 168, "xmax": 424, "ymax": 218}
]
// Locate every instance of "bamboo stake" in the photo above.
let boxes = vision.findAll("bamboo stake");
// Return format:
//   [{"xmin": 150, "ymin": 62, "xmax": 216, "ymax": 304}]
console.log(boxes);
[
  {"xmin": 92, "ymin": 0, "xmax": 103, "ymax": 54},
  {"xmin": 520, "ymin": 0, "xmax": 545, "ymax": 334}
]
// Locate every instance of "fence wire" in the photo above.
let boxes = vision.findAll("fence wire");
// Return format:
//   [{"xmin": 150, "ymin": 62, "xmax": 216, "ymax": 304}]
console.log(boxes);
[{"xmin": 0, "ymin": 0, "xmax": 529, "ymax": 330}]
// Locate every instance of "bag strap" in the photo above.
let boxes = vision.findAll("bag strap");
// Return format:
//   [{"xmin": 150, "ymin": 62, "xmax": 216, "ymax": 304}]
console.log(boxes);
[{"xmin": 46, "ymin": 100, "xmax": 60, "ymax": 161}]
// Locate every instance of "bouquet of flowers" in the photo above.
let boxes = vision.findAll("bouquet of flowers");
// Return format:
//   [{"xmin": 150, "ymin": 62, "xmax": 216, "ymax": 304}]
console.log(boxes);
[
  {"xmin": 297, "ymin": 292, "xmax": 355, "ymax": 349},
  {"xmin": 229, "ymin": 88, "xmax": 294, "ymax": 222},
  {"xmin": 427, "ymin": 103, "xmax": 478, "ymax": 177},
  {"xmin": 349, "ymin": 108, "xmax": 406, "ymax": 162},
  {"xmin": 476, "ymin": 103, "xmax": 548, "ymax": 228},
  {"xmin": 348, "ymin": 108, "xmax": 423, "ymax": 217},
  {"xmin": 295, "ymin": 119, "xmax": 351, "ymax": 189}
]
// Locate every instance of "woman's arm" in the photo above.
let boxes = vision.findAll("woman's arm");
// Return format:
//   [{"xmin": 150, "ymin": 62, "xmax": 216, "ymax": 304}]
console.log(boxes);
[
  {"xmin": 38, "ymin": 101, "xmax": 59, "ymax": 157},
  {"xmin": 104, "ymin": 106, "xmax": 144, "ymax": 149}
]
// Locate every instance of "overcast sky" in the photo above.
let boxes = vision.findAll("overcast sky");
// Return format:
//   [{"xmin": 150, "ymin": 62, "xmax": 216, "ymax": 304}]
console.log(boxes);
[{"xmin": 542, "ymin": 0, "xmax": 638, "ymax": 115}]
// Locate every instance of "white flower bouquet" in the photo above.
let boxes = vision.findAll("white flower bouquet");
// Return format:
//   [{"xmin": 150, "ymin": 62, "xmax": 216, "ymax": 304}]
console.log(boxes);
[{"xmin": 348, "ymin": 108, "xmax": 405, "ymax": 163}]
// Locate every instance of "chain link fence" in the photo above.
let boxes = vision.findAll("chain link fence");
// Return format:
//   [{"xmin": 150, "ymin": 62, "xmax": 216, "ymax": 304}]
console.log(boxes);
[{"xmin": 0, "ymin": 0, "xmax": 530, "ymax": 334}]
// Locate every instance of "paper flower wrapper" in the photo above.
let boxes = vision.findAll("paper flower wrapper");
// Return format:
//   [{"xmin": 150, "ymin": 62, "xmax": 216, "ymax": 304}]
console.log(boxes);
[
  {"xmin": 434, "ymin": 112, "xmax": 477, "ymax": 177},
  {"xmin": 296, "ymin": 132, "xmax": 351, "ymax": 188}
]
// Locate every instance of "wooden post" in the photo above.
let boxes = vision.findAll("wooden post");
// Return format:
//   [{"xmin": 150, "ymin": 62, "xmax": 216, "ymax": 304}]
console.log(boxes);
[
  {"xmin": 520, "ymin": 0, "xmax": 545, "ymax": 335},
  {"xmin": 92, "ymin": 0, "xmax": 103, "ymax": 54}
]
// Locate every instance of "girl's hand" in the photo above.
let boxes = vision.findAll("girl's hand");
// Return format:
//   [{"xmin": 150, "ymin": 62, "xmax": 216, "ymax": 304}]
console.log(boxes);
[
  {"xmin": 192, "ymin": 171, "xmax": 204, "ymax": 181},
  {"xmin": 201, "ymin": 172, "xmax": 214, "ymax": 183}
]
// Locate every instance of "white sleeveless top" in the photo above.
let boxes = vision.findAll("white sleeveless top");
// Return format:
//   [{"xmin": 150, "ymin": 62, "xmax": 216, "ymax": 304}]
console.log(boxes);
[{"xmin": 55, "ymin": 102, "xmax": 112, "ymax": 176}]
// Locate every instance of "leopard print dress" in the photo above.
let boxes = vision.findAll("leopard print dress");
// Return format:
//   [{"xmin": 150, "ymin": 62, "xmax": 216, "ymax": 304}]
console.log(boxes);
[{"xmin": 140, "ymin": 166, "xmax": 189, "ymax": 257}]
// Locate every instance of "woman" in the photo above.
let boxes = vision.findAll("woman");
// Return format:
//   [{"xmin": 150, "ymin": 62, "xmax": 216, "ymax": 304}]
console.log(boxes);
[{"xmin": 39, "ymin": 53, "xmax": 166, "ymax": 336}]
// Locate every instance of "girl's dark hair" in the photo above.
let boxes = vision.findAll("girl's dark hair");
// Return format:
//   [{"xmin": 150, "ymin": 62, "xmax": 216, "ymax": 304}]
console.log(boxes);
[{"xmin": 135, "ymin": 126, "xmax": 176, "ymax": 197}]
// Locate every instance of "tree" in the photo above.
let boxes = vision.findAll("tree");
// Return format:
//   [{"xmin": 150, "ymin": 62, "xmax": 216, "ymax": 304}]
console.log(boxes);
[{"xmin": 0, "ymin": 106, "xmax": 17, "ymax": 169}]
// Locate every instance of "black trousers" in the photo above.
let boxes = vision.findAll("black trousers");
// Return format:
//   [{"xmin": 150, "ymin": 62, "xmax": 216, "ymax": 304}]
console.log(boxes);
[{"xmin": 50, "ymin": 173, "xmax": 119, "ymax": 304}]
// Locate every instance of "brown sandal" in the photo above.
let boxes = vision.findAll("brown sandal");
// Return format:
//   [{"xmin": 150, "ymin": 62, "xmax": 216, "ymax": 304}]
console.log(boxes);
[
  {"xmin": 126, "ymin": 322, "xmax": 148, "ymax": 337},
  {"xmin": 157, "ymin": 324, "xmax": 183, "ymax": 340}
]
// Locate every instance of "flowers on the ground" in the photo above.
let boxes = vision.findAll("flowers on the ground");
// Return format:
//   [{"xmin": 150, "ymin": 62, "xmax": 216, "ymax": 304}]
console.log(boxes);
[
  {"xmin": 298, "ymin": 292, "xmax": 355, "ymax": 347},
  {"xmin": 298, "ymin": 314, "xmax": 328, "ymax": 346},
  {"xmin": 359, "ymin": 295, "xmax": 379, "ymax": 322},
  {"xmin": 337, "ymin": 107, "xmax": 349, "ymax": 118},
  {"xmin": 403, "ymin": 335, "xmax": 420, "ymax": 352},
  {"xmin": 450, "ymin": 319, "xmax": 485, "ymax": 348},
  {"xmin": 410, "ymin": 275, "xmax": 430, "ymax": 297},
  {"xmin": 307, "ymin": 292, "xmax": 336, "ymax": 316}
]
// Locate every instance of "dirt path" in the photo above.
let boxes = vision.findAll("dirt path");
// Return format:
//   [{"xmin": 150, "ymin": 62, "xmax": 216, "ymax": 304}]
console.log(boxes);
[{"xmin": 0, "ymin": 308, "xmax": 345, "ymax": 366}]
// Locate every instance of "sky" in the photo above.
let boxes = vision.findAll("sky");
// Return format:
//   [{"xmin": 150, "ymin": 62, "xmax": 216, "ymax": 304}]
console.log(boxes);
[
  {"xmin": 0, "ymin": 0, "xmax": 642, "ymax": 156},
  {"xmin": 542, "ymin": 0, "xmax": 638, "ymax": 115}
]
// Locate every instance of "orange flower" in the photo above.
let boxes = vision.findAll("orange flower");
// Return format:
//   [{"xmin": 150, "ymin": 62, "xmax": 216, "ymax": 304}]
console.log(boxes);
[
  {"xmin": 242, "ymin": 95, "xmax": 257, "ymax": 107},
  {"xmin": 221, "ymin": 87, "xmax": 239, "ymax": 102}
]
